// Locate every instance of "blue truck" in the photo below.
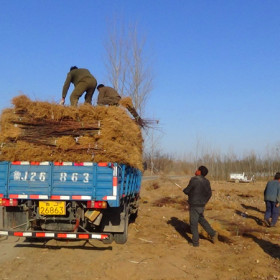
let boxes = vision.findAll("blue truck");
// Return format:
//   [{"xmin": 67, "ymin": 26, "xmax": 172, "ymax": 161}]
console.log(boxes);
[{"xmin": 0, "ymin": 160, "xmax": 142, "ymax": 244}]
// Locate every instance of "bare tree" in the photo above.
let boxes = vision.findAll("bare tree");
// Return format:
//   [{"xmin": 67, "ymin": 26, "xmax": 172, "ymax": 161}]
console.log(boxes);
[
  {"xmin": 104, "ymin": 20, "xmax": 128, "ymax": 95},
  {"xmin": 126, "ymin": 28, "xmax": 153, "ymax": 115},
  {"xmin": 104, "ymin": 20, "xmax": 153, "ymax": 115}
]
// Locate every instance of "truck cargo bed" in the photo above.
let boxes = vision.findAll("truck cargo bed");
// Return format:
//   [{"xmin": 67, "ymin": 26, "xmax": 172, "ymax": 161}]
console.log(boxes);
[
  {"xmin": 0, "ymin": 161, "xmax": 141, "ymax": 207},
  {"xmin": 0, "ymin": 161, "xmax": 142, "ymax": 244}
]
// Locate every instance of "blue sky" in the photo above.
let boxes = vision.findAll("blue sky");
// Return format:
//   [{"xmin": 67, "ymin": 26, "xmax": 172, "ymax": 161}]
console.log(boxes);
[{"xmin": 0, "ymin": 0, "xmax": 279, "ymax": 159}]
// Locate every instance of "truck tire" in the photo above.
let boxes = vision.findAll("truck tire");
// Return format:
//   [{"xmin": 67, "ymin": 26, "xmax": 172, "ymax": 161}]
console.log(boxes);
[
  {"xmin": 129, "ymin": 210, "xmax": 138, "ymax": 223},
  {"xmin": 102, "ymin": 234, "xmax": 114, "ymax": 244},
  {"xmin": 114, "ymin": 211, "xmax": 129, "ymax": 244}
]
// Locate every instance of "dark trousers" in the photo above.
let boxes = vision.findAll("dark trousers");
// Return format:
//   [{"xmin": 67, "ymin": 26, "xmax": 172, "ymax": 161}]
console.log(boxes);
[
  {"xmin": 264, "ymin": 201, "xmax": 279, "ymax": 226},
  {"xmin": 70, "ymin": 78, "xmax": 97, "ymax": 106},
  {"xmin": 189, "ymin": 206, "xmax": 215, "ymax": 245}
]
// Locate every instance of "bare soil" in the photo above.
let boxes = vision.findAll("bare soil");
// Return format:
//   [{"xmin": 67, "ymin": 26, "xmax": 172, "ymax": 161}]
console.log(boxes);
[{"xmin": 0, "ymin": 177, "xmax": 279, "ymax": 280}]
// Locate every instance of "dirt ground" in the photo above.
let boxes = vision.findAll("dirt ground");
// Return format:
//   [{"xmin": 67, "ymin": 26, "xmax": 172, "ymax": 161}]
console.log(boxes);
[{"xmin": 0, "ymin": 176, "xmax": 279, "ymax": 280}]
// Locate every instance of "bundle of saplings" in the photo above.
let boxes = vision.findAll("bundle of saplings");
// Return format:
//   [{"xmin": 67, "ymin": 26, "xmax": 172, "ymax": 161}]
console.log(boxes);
[{"xmin": 0, "ymin": 95, "xmax": 143, "ymax": 170}]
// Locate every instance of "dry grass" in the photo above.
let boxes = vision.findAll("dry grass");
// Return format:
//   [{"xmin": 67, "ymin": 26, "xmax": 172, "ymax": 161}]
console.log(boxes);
[
  {"xmin": 0, "ymin": 95, "xmax": 143, "ymax": 169},
  {"xmin": 145, "ymin": 181, "xmax": 160, "ymax": 190},
  {"xmin": 152, "ymin": 196, "xmax": 188, "ymax": 210},
  {"xmin": 146, "ymin": 179, "xmax": 275, "ymax": 246}
]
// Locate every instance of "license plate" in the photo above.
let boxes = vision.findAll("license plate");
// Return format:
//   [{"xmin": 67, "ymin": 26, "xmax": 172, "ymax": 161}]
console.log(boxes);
[{"xmin": 39, "ymin": 201, "xmax": 66, "ymax": 215}]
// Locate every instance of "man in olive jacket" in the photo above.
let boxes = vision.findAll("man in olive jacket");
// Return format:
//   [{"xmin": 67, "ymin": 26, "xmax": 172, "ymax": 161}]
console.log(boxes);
[
  {"xmin": 60, "ymin": 66, "xmax": 97, "ymax": 106},
  {"xmin": 97, "ymin": 84, "xmax": 121, "ymax": 106},
  {"xmin": 264, "ymin": 172, "xmax": 280, "ymax": 227},
  {"xmin": 183, "ymin": 166, "xmax": 217, "ymax": 247}
]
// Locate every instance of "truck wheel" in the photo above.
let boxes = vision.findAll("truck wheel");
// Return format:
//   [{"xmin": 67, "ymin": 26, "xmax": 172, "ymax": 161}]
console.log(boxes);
[
  {"xmin": 129, "ymin": 210, "xmax": 138, "ymax": 223},
  {"xmin": 102, "ymin": 234, "xmax": 114, "ymax": 244},
  {"xmin": 114, "ymin": 212, "xmax": 129, "ymax": 244}
]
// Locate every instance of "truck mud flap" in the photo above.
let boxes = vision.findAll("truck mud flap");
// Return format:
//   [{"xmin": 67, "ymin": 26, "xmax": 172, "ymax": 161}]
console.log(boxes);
[
  {"xmin": 101, "ymin": 205, "xmax": 128, "ymax": 233},
  {"xmin": 0, "ymin": 207, "xmax": 28, "ymax": 231}
]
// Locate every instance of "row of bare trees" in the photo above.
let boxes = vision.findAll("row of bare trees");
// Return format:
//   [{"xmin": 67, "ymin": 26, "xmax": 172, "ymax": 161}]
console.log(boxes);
[{"xmin": 143, "ymin": 149, "xmax": 280, "ymax": 181}]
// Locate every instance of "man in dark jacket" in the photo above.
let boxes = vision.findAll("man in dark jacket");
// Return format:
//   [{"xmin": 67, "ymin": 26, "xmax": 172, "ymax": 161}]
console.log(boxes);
[
  {"xmin": 60, "ymin": 66, "xmax": 97, "ymax": 106},
  {"xmin": 96, "ymin": 84, "xmax": 121, "ymax": 106},
  {"xmin": 183, "ymin": 166, "xmax": 217, "ymax": 247},
  {"xmin": 264, "ymin": 172, "xmax": 280, "ymax": 227}
]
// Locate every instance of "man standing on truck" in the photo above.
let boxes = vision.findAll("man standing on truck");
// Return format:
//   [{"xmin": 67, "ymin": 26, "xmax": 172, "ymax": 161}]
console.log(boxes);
[
  {"xmin": 183, "ymin": 166, "xmax": 218, "ymax": 247},
  {"xmin": 263, "ymin": 172, "xmax": 280, "ymax": 227},
  {"xmin": 96, "ymin": 84, "xmax": 121, "ymax": 106},
  {"xmin": 60, "ymin": 66, "xmax": 97, "ymax": 106}
]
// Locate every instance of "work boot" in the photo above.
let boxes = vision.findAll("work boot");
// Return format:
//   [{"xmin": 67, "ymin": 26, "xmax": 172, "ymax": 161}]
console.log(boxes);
[
  {"xmin": 264, "ymin": 219, "xmax": 271, "ymax": 227},
  {"xmin": 211, "ymin": 233, "xmax": 218, "ymax": 244}
]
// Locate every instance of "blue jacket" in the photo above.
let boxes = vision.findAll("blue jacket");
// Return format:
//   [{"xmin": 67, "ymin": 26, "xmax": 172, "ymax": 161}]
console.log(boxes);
[{"xmin": 264, "ymin": 180, "xmax": 280, "ymax": 203}]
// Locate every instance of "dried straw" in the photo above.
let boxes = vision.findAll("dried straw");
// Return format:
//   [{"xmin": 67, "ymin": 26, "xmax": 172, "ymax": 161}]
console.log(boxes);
[{"xmin": 0, "ymin": 95, "xmax": 143, "ymax": 170}]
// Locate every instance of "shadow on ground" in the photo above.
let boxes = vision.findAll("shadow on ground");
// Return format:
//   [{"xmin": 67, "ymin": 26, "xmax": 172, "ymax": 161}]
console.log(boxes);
[
  {"xmin": 241, "ymin": 203, "xmax": 264, "ymax": 214},
  {"xmin": 15, "ymin": 239, "xmax": 112, "ymax": 251},
  {"xmin": 167, "ymin": 217, "xmax": 192, "ymax": 243},
  {"xmin": 244, "ymin": 233, "xmax": 280, "ymax": 259},
  {"xmin": 168, "ymin": 217, "xmax": 234, "ymax": 245},
  {"xmin": 235, "ymin": 210, "xmax": 264, "ymax": 226}
]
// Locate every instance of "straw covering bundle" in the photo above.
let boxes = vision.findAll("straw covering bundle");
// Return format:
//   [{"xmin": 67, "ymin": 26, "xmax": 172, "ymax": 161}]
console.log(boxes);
[{"xmin": 0, "ymin": 95, "xmax": 143, "ymax": 170}]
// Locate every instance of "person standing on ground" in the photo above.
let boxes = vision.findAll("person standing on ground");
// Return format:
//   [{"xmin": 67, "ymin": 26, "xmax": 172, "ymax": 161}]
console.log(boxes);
[
  {"xmin": 264, "ymin": 172, "xmax": 280, "ymax": 227},
  {"xmin": 183, "ymin": 165, "xmax": 218, "ymax": 247},
  {"xmin": 96, "ymin": 84, "xmax": 121, "ymax": 106},
  {"xmin": 60, "ymin": 66, "xmax": 97, "ymax": 106}
]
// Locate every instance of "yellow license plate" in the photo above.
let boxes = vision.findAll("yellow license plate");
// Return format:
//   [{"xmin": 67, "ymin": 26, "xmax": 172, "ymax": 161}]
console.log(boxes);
[{"xmin": 39, "ymin": 201, "xmax": 66, "ymax": 215}]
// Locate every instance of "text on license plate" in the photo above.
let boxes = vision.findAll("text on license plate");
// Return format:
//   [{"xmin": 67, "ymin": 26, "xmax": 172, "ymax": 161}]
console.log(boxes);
[{"xmin": 39, "ymin": 201, "xmax": 66, "ymax": 215}]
